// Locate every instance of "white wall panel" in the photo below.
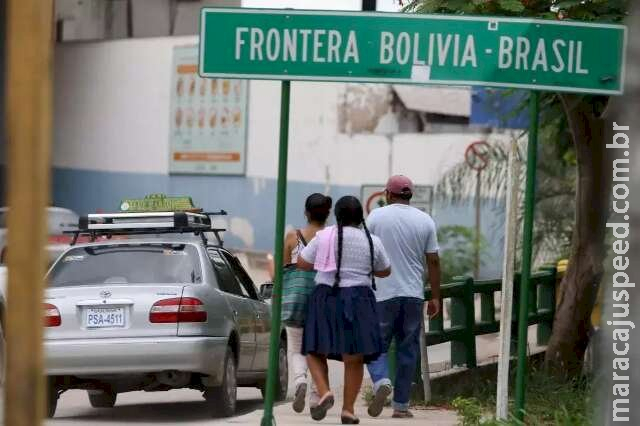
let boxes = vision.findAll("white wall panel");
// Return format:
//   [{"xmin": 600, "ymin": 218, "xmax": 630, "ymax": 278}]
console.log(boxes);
[
  {"xmin": 53, "ymin": 36, "xmax": 514, "ymax": 189},
  {"xmin": 54, "ymin": 36, "xmax": 197, "ymax": 174}
]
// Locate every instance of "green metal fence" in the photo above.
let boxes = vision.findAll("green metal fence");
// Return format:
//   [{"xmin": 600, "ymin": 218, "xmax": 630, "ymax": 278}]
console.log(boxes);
[{"xmin": 388, "ymin": 267, "xmax": 557, "ymax": 386}]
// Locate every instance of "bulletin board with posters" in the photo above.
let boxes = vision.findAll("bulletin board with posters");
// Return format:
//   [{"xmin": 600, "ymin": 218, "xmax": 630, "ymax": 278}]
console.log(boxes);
[{"xmin": 169, "ymin": 45, "xmax": 248, "ymax": 175}]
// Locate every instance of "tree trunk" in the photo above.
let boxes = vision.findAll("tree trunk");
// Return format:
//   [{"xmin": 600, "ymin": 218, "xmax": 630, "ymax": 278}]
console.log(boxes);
[{"xmin": 544, "ymin": 94, "xmax": 612, "ymax": 377}]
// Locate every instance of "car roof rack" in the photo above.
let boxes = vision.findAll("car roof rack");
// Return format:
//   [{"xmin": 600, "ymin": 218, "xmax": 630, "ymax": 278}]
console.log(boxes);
[{"xmin": 65, "ymin": 210, "xmax": 228, "ymax": 247}]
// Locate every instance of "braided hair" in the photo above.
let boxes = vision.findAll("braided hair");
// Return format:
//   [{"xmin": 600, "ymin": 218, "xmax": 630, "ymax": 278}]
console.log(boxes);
[
  {"xmin": 362, "ymin": 221, "xmax": 376, "ymax": 291},
  {"xmin": 335, "ymin": 222, "xmax": 344, "ymax": 287},
  {"xmin": 333, "ymin": 196, "xmax": 376, "ymax": 290}
]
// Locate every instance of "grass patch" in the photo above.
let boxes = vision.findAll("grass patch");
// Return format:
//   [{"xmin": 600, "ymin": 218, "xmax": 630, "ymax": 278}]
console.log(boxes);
[
  {"xmin": 426, "ymin": 360, "xmax": 591, "ymax": 425},
  {"xmin": 362, "ymin": 384, "xmax": 374, "ymax": 405},
  {"xmin": 362, "ymin": 384, "xmax": 392, "ymax": 407}
]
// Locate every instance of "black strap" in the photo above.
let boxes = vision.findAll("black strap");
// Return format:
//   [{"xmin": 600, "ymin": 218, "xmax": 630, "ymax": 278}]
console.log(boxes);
[{"xmin": 296, "ymin": 229, "xmax": 307, "ymax": 246}]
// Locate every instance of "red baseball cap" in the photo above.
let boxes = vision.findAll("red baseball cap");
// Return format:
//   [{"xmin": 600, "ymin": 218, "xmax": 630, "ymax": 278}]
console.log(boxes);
[{"xmin": 386, "ymin": 175, "xmax": 414, "ymax": 195}]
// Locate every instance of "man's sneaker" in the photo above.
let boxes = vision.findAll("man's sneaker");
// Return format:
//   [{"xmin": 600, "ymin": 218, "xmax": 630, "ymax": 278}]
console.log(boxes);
[
  {"xmin": 292, "ymin": 383, "xmax": 307, "ymax": 413},
  {"xmin": 367, "ymin": 383, "xmax": 392, "ymax": 417},
  {"xmin": 392, "ymin": 409, "xmax": 414, "ymax": 419}
]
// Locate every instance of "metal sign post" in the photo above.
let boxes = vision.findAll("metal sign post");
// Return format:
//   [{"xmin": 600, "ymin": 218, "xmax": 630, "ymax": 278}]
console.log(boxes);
[
  {"xmin": 261, "ymin": 80, "xmax": 291, "ymax": 426},
  {"xmin": 514, "ymin": 92, "xmax": 540, "ymax": 421},
  {"xmin": 474, "ymin": 171, "xmax": 482, "ymax": 278},
  {"xmin": 464, "ymin": 141, "xmax": 490, "ymax": 278}
]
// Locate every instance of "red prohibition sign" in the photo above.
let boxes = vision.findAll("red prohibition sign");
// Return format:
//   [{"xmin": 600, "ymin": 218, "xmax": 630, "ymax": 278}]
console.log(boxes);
[
  {"xmin": 366, "ymin": 190, "xmax": 386, "ymax": 214},
  {"xmin": 465, "ymin": 141, "xmax": 491, "ymax": 172}
]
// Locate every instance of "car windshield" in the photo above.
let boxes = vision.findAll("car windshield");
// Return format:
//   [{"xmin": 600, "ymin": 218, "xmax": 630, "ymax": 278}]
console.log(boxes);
[{"xmin": 48, "ymin": 244, "xmax": 201, "ymax": 287}]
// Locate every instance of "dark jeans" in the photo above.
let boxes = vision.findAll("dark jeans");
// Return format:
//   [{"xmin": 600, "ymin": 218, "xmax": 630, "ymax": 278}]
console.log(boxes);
[{"xmin": 366, "ymin": 297, "xmax": 423, "ymax": 410}]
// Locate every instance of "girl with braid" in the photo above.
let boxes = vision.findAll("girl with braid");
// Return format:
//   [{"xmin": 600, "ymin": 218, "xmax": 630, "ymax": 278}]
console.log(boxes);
[
  {"xmin": 297, "ymin": 196, "xmax": 391, "ymax": 424},
  {"xmin": 282, "ymin": 193, "xmax": 332, "ymax": 413}
]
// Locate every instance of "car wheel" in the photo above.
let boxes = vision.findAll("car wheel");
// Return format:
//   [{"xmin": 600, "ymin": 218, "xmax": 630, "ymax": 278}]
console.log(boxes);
[
  {"xmin": 276, "ymin": 340, "xmax": 289, "ymax": 401},
  {"xmin": 205, "ymin": 346, "xmax": 237, "ymax": 417},
  {"xmin": 47, "ymin": 381, "xmax": 59, "ymax": 418},
  {"xmin": 259, "ymin": 339, "xmax": 288, "ymax": 402},
  {"xmin": 88, "ymin": 389, "xmax": 117, "ymax": 408}
]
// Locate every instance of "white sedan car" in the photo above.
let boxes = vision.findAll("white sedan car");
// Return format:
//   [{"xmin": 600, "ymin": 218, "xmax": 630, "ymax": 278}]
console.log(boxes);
[{"xmin": 42, "ymin": 212, "xmax": 288, "ymax": 418}]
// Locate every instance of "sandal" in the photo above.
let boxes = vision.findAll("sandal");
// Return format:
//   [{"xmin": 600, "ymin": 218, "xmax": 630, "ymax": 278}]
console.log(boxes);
[
  {"xmin": 341, "ymin": 412, "xmax": 360, "ymax": 424},
  {"xmin": 310, "ymin": 392, "xmax": 334, "ymax": 421}
]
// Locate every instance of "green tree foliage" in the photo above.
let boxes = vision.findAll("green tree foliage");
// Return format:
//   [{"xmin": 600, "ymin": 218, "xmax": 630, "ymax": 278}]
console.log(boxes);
[
  {"xmin": 406, "ymin": 0, "xmax": 628, "ymax": 377},
  {"xmin": 404, "ymin": 0, "xmax": 627, "ymax": 22},
  {"xmin": 438, "ymin": 225, "xmax": 487, "ymax": 282},
  {"xmin": 437, "ymin": 100, "xmax": 576, "ymax": 264}
]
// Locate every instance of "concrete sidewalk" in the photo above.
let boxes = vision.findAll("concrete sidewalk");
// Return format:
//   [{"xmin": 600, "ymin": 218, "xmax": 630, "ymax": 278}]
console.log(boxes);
[
  {"xmin": 8, "ymin": 386, "xmax": 460, "ymax": 426},
  {"xmin": 230, "ymin": 360, "xmax": 460, "ymax": 425},
  {"xmin": 230, "ymin": 405, "xmax": 458, "ymax": 425},
  {"xmin": 229, "ymin": 398, "xmax": 458, "ymax": 425}
]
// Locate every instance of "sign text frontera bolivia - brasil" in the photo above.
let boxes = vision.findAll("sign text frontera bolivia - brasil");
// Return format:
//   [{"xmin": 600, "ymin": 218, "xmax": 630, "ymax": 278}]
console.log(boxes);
[{"xmin": 199, "ymin": 8, "xmax": 626, "ymax": 95}]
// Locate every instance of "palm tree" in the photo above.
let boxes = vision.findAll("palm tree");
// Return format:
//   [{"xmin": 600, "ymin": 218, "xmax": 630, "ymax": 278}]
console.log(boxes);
[
  {"xmin": 406, "ymin": 0, "xmax": 628, "ymax": 378},
  {"xmin": 436, "ymin": 102, "xmax": 576, "ymax": 266}
]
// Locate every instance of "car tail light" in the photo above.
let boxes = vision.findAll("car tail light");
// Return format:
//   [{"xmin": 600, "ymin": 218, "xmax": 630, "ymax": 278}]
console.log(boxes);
[
  {"xmin": 44, "ymin": 303, "xmax": 61, "ymax": 327},
  {"xmin": 149, "ymin": 297, "xmax": 207, "ymax": 323}
]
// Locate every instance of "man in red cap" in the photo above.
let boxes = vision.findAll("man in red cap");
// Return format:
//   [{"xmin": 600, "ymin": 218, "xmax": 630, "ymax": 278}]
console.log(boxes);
[{"xmin": 365, "ymin": 175, "xmax": 442, "ymax": 419}]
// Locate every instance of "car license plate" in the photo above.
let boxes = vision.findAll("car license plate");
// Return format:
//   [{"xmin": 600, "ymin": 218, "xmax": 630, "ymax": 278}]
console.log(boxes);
[{"xmin": 85, "ymin": 307, "xmax": 125, "ymax": 328}]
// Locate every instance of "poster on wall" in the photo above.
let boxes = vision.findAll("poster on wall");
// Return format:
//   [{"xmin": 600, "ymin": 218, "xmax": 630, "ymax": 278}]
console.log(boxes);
[{"xmin": 169, "ymin": 45, "xmax": 248, "ymax": 175}]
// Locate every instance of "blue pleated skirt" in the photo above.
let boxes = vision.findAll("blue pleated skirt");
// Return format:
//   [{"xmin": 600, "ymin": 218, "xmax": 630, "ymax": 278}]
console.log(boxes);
[{"xmin": 302, "ymin": 284, "xmax": 383, "ymax": 364}]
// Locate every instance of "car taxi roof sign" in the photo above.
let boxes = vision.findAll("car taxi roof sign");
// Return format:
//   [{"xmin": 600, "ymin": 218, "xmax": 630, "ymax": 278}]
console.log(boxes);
[{"xmin": 119, "ymin": 194, "xmax": 197, "ymax": 212}]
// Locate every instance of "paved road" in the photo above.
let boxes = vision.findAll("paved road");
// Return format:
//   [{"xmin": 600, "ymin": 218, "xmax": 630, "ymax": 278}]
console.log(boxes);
[
  {"xmin": 43, "ymin": 337, "xmax": 533, "ymax": 425},
  {"xmin": 46, "ymin": 386, "xmax": 458, "ymax": 425},
  {"xmin": 47, "ymin": 361, "xmax": 347, "ymax": 425},
  {"xmin": 47, "ymin": 388, "xmax": 265, "ymax": 425},
  {"xmin": 44, "ymin": 356, "xmax": 458, "ymax": 425}
]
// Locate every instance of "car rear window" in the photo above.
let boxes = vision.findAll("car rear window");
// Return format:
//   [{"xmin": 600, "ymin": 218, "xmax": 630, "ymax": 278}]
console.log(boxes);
[{"xmin": 48, "ymin": 244, "xmax": 202, "ymax": 287}]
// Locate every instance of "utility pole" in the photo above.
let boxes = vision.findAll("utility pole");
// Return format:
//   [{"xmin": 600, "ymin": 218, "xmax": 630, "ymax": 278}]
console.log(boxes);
[
  {"xmin": 5, "ymin": 0, "xmax": 54, "ymax": 425},
  {"xmin": 474, "ymin": 170, "xmax": 481, "ymax": 278}
]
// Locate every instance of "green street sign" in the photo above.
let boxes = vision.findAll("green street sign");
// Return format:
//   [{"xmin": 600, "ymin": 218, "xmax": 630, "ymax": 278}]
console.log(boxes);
[
  {"xmin": 119, "ymin": 194, "xmax": 196, "ymax": 212},
  {"xmin": 199, "ymin": 8, "xmax": 626, "ymax": 95}
]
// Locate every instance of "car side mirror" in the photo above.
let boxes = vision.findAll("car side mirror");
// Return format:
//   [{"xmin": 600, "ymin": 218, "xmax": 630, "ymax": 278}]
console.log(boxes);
[{"xmin": 259, "ymin": 282, "xmax": 274, "ymax": 300}]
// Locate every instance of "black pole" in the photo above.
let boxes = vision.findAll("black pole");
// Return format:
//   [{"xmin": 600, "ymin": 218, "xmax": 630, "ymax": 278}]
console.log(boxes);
[
  {"xmin": 126, "ymin": 0, "xmax": 133, "ymax": 38},
  {"xmin": 362, "ymin": 0, "xmax": 376, "ymax": 11}
]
